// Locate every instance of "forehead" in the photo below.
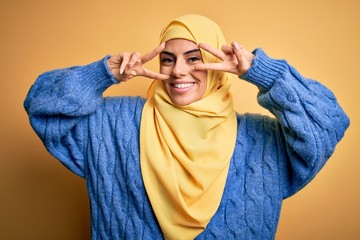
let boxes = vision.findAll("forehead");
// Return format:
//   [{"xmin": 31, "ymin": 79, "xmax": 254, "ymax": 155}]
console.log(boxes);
[{"xmin": 163, "ymin": 39, "xmax": 199, "ymax": 54}]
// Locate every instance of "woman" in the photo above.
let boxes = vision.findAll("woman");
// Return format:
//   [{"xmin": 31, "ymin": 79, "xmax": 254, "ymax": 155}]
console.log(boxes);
[{"xmin": 24, "ymin": 14, "xmax": 349, "ymax": 239}]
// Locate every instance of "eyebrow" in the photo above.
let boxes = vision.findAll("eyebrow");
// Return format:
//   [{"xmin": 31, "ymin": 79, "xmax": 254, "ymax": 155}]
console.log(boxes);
[{"xmin": 160, "ymin": 49, "xmax": 201, "ymax": 57}]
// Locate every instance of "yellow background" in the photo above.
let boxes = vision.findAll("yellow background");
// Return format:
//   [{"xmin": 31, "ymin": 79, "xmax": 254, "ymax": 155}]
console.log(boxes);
[{"xmin": 1, "ymin": 0, "xmax": 359, "ymax": 239}]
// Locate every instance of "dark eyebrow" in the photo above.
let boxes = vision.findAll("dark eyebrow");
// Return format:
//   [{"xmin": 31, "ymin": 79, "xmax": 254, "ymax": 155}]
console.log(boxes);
[
  {"xmin": 160, "ymin": 49, "xmax": 201, "ymax": 57},
  {"xmin": 184, "ymin": 49, "xmax": 201, "ymax": 55}
]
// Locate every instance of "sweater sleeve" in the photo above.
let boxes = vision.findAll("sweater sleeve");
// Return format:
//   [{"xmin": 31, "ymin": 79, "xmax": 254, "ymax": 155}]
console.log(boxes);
[
  {"xmin": 24, "ymin": 56, "xmax": 118, "ymax": 177},
  {"xmin": 241, "ymin": 49, "xmax": 350, "ymax": 198}
]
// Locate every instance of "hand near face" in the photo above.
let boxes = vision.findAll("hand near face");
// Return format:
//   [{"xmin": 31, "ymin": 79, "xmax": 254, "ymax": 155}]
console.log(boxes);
[
  {"xmin": 194, "ymin": 42, "xmax": 255, "ymax": 76},
  {"xmin": 107, "ymin": 43, "xmax": 169, "ymax": 82}
]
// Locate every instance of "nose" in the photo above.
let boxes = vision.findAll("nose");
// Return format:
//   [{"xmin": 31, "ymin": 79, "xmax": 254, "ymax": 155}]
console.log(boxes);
[{"xmin": 172, "ymin": 59, "xmax": 188, "ymax": 78}]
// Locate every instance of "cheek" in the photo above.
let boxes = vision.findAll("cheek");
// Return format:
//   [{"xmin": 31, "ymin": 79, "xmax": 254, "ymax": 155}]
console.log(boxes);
[
  {"xmin": 162, "ymin": 79, "xmax": 172, "ymax": 96},
  {"xmin": 160, "ymin": 66, "xmax": 171, "ymax": 75},
  {"xmin": 192, "ymin": 70, "xmax": 207, "ymax": 85},
  {"xmin": 199, "ymin": 71, "xmax": 208, "ymax": 96}
]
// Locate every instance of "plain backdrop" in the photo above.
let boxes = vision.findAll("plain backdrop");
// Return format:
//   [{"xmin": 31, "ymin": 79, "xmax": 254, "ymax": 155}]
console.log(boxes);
[{"xmin": 1, "ymin": 0, "xmax": 359, "ymax": 239}]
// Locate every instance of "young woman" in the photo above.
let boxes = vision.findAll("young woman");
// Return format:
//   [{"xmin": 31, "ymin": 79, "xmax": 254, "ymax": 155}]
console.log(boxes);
[{"xmin": 24, "ymin": 14, "xmax": 349, "ymax": 239}]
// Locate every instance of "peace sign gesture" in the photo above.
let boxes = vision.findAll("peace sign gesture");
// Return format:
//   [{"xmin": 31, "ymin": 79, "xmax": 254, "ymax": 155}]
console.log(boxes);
[
  {"xmin": 194, "ymin": 42, "xmax": 255, "ymax": 76},
  {"xmin": 107, "ymin": 43, "xmax": 169, "ymax": 82}
]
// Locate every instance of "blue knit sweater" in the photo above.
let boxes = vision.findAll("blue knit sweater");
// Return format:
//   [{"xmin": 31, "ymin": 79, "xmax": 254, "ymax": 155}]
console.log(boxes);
[{"xmin": 24, "ymin": 49, "xmax": 349, "ymax": 239}]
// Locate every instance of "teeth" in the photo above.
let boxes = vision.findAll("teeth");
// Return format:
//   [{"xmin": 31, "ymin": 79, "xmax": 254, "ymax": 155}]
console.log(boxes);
[{"xmin": 174, "ymin": 83, "xmax": 194, "ymax": 89}]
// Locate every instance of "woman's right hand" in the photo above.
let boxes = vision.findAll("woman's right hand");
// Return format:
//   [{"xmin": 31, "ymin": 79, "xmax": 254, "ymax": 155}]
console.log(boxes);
[{"xmin": 107, "ymin": 43, "xmax": 169, "ymax": 82}]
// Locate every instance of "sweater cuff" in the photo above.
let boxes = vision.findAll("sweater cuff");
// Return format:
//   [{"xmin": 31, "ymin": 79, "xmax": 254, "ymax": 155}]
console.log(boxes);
[
  {"xmin": 240, "ymin": 48, "xmax": 289, "ymax": 91},
  {"xmin": 77, "ymin": 55, "xmax": 119, "ymax": 95}
]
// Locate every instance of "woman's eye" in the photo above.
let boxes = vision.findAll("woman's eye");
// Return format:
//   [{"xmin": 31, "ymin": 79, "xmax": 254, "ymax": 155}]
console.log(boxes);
[
  {"xmin": 161, "ymin": 58, "xmax": 175, "ymax": 65},
  {"xmin": 188, "ymin": 57, "xmax": 201, "ymax": 63}
]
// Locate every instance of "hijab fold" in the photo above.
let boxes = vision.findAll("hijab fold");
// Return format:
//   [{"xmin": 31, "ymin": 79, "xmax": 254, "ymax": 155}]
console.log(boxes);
[{"xmin": 140, "ymin": 14, "xmax": 237, "ymax": 240}]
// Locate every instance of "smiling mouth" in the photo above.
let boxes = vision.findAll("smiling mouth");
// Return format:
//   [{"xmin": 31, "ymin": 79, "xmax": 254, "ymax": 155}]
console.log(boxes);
[{"xmin": 171, "ymin": 82, "xmax": 195, "ymax": 89}]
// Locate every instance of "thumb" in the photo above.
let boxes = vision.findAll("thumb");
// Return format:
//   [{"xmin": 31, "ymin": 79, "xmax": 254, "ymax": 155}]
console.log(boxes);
[
  {"xmin": 232, "ymin": 41, "xmax": 251, "ymax": 75},
  {"xmin": 232, "ymin": 41, "xmax": 245, "ymax": 60}
]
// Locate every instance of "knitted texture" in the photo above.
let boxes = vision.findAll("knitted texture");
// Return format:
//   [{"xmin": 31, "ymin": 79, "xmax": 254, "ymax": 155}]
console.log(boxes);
[{"xmin": 24, "ymin": 49, "xmax": 349, "ymax": 239}]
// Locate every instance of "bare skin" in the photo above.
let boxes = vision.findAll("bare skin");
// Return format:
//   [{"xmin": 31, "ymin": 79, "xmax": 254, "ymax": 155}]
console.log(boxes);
[
  {"xmin": 159, "ymin": 39, "xmax": 208, "ymax": 106},
  {"xmin": 195, "ymin": 41, "xmax": 254, "ymax": 76},
  {"xmin": 107, "ymin": 42, "xmax": 169, "ymax": 82},
  {"xmin": 107, "ymin": 39, "xmax": 255, "ymax": 105}
]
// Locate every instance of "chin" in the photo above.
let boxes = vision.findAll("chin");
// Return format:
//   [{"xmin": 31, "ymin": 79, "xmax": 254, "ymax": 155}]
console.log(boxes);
[{"xmin": 171, "ymin": 97, "xmax": 195, "ymax": 107}]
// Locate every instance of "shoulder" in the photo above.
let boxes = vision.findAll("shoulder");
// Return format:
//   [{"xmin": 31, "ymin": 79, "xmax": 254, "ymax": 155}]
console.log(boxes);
[
  {"xmin": 103, "ymin": 96, "xmax": 146, "ymax": 107},
  {"xmin": 103, "ymin": 95, "xmax": 146, "ymax": 114},
  {"xmin": 97, "ymin": 96, "xmax": 146, "ymax": 123},
  {"xmin": 236, "ymin": 113, "xmax": 276, "ymax": 129},
  {"xmin": 235, "ymin": 113, "xmax": 278, "ymax": 141}
]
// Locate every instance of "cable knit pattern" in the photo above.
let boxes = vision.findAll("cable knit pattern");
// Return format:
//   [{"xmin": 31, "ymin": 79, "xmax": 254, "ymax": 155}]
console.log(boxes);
[{"xmin": 24, "ymin": 49, "xmax": 349, "ymax": 239}]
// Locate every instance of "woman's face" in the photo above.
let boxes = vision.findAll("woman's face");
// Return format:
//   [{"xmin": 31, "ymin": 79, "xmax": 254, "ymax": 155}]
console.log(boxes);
[{"xmin": 160, "ymin": 39, "xmax": 207, "ymax": 106}]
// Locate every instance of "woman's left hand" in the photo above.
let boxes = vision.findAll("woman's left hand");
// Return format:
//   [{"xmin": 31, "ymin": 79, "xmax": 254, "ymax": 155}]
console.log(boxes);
[{"xmin": 194, "ymin": 42, "xmax": 254, "ymax": 76}]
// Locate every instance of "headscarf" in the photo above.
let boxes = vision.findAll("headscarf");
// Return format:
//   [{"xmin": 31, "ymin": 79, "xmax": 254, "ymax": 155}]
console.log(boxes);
[{"xmin": 140, "ymin": 14, "xmax": 237, "ymax": 239}]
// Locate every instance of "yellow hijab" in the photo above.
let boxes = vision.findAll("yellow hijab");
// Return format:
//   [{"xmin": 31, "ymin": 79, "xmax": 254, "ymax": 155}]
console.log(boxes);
[{"xmin": 140, "ymin": 14, "xmax": 237, "ymax": 239}]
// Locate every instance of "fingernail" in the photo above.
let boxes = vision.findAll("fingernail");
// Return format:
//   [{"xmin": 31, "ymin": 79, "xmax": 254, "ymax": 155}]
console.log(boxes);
[
  {"xmin": 120, "ymin": 68, "xmax": 124, "ymax": 74},
  {"xmin": 233, "ymin": 42, "xmax": 240, "ymax": 50}
]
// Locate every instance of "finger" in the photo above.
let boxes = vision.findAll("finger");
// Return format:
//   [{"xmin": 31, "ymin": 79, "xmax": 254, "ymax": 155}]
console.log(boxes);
[
  {"xmin": 198, "ymin": 43, "xmax": 225, "ymax": 60},
  {"xmin": 141, "ymin": 42, "xmax": 166, "ymax": 63},
  {"xmin": 142, "ymin": 68, "xmax": 169, "ymax": 80},
  {"xmin": 233, "ymin": 41, "xmax": 249, "ymax": 56},
  {"xmin": 128, "ymin": 52, "xmax": 141, "ymax": 66},
  {"xmin": 193, "ymin": 63, "xmax": 225, "ymax": 71},
  {"xmin": 221, "ymin": 45, "xmax": 234, "ymax": 55},
  {"xmin": 231, "ymin": 41, "xmax": 251, "ymax": 74},
  {"xmin": 123, "ymin": 52, "xmax": 141, "ymax": 75},
  {"xmin": 120, "ymin": 53, "xmax": 130, "ymax": 74},
  {"xmin": 121, "ymin": 75, "xmax": 135, "ymax": 82}
]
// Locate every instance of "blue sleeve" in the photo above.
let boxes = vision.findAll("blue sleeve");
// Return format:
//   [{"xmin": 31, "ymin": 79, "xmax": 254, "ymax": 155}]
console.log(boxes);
[
  {"xmin": 241, "ymin": 49, "xmax": 350, "ymax": 198},
  {"xmin": 24, "ymin": 56, "xmax": 119, "ymax": 177}
]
